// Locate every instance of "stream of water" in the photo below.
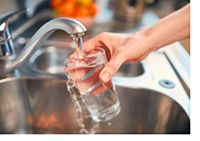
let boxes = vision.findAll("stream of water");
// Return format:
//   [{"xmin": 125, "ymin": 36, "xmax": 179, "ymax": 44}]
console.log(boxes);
[{"xmin": 66, "ymin": 36, "xmax": 99, "ymax": 134}]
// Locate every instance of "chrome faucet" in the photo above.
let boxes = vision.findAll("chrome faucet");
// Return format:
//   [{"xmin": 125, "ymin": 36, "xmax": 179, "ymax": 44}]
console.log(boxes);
[
  {"xmin": 0, "ymin": 9, "xmax": 87, "ymax": 77},
  {"xmin": 0, "ymin": 9, "xmax": 26, "ymax": 57}
]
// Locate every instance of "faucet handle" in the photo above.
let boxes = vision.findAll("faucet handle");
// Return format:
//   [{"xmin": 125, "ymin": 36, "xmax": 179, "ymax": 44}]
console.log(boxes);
[{"xmin": 0, "ymin": 8, "xmax": 26, "ymax": 57}]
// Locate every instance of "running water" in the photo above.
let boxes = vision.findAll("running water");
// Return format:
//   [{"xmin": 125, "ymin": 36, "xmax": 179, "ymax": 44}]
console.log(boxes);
[
  {"xmin": 66, "ymin": 36, "xmax": 99, "ymax": 134},
  {"xmin": 72, "ymin": 35, "xmax": 84, "ymax": 59}
]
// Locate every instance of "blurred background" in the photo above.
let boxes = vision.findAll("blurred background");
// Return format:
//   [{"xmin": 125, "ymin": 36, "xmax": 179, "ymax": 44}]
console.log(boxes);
[
  {"xmin": 0, "ymin": 0, "xmax": 190, "ymax": 53},
  {"xmin": 0, "ymin": 0, "xmax": 190, "ymax": 134}
]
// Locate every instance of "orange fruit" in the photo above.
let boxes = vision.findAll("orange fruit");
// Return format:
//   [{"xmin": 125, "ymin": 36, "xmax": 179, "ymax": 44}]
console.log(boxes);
[
  {"xmin": 74, "ymin": 5, "xmax": 90, "ymax": 18},
  {"xmin": 88, "ymin": 3, "xmax": 98, "ymax": 16},
  {"xmin": 50, "ymin": 0, "xmax": 63, "ymax": 8},
  {"xmin": 67, "ymin": 0, "xmax": 77, "ymax": 3},
  {"xmin": 77, "ymin": 0, "xmax": 92, "ymax": 6},
  {"xmin": 56, "ymin": 2, "xmax": 75, "ymax": 17}
]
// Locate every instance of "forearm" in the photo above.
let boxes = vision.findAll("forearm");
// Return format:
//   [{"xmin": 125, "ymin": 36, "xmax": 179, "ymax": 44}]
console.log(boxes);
[{"xmin": 138, "ymin": 4, "xmax": 190, "ymax": 50}]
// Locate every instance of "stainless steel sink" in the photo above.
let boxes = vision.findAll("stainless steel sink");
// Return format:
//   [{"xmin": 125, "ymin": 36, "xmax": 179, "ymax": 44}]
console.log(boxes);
[
  {"xmin": 0, "ymin": 77, "xmax": 189, "ymax": 134},
  {"xmin": 27, "ymin": 46, "xmax": 74, "ymax": 77}
]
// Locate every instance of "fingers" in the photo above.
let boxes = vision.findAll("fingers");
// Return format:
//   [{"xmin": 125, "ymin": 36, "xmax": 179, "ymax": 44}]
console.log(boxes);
[
  {"xmin": 99, "ymin": 54, "xmax": 126, "ymax": 83},
  {"xmin": 67, "ymin": 64, "xmax": 112, "ymax": 96},
  {"xmin": 90, "ymin": 81, "xmax": 112, "ymax": 96},
  {"xmin": 83, "ymin": 32, "xmax": 111, "ymax": 52},
  {"xmin": 83, "ymin": 38, "xmax": 96, "ymax": 52}
]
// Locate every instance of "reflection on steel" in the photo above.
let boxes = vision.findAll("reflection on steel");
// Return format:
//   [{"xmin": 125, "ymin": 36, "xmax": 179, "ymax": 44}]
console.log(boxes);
[{"xmin": 0, "ymin": 78, "xmax": 190, "ymax": 133}]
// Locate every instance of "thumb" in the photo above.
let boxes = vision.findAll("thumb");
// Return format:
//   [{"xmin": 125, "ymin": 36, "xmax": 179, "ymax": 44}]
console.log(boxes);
[{"xmin": 99, "ymin": 54, "xmax": 125, "ymax": 83}]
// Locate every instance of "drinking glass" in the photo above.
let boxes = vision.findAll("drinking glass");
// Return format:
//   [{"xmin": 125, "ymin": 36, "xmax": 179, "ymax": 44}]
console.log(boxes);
[{"xmin": 65, "ymin": 47, "xmax": 121, "ymax": 122}]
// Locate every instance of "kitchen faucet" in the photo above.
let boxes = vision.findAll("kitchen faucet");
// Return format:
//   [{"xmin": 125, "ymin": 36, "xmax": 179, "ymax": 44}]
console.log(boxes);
[{"xmin": 0, "ymin": 9, "xmax": 87, "ymax": 78}]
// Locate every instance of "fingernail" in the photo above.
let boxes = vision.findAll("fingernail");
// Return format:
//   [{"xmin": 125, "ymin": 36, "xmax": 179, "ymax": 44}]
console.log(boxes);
[{"xmin": 101, "ymin": 72, "xmax": 111, "ymax": 83}]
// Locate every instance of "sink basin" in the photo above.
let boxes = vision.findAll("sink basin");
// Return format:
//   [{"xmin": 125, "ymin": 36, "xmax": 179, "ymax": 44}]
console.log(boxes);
[
  {"xmin": 28, "ymin": 46, "xmax": 144, "ymax": 77},
  {"xmin": 0, "ymin": 77, "xmax": 189, "ymax": 134},
  {"xmin": 28, "ymin": 46, "xmax": 74, "ymax": 77}
]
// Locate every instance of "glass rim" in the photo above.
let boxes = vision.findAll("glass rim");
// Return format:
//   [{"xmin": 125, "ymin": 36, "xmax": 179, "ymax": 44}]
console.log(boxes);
[{"xmin": 65, "ymin": 47, "xmax": 106, "ymax": 68}]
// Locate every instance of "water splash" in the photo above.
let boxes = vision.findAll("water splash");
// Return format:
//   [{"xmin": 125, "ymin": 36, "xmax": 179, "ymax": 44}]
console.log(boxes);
[{"xmin": 66, "ymin": 79, "xmax": 99, "ymax": 134}]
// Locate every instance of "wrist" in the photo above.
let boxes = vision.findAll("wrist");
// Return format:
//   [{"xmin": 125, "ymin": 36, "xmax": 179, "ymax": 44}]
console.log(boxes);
[
  {"xmin": 134, "ymin": 27, "xmax": 158, "ymax": 51},
  {"xmin": 127, "ymin": 28, "xmax": 156, "ymax": 53}
]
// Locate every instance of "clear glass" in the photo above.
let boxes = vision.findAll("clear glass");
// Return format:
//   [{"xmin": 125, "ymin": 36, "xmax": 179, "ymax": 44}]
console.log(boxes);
[{"xmin": 65, "ymin": 48, "xmax": 121, "ymax": 122}]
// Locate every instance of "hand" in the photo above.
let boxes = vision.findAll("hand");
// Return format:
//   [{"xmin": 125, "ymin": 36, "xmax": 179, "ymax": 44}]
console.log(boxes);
[{"xmin": 83, "ymin": 32, "xmax": 154, "ymax": 83}]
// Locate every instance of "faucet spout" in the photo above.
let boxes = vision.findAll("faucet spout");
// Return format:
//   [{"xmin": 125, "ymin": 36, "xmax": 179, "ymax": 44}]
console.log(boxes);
[{"xmin": 5, "ymin": 18, "xmax": 87, "ymax": 72}]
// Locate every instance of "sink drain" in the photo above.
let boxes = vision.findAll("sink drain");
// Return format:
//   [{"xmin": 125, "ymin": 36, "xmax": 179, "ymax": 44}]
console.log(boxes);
[{"xmin": 159, "ymin": 79, "xmax": 175, "ymax": 89}]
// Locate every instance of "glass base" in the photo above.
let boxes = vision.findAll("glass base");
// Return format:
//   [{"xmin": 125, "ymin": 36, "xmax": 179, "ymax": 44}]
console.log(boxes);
[{"xmin": 90, "ymin": 102, "xmax": 121, "ymax": 122}]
